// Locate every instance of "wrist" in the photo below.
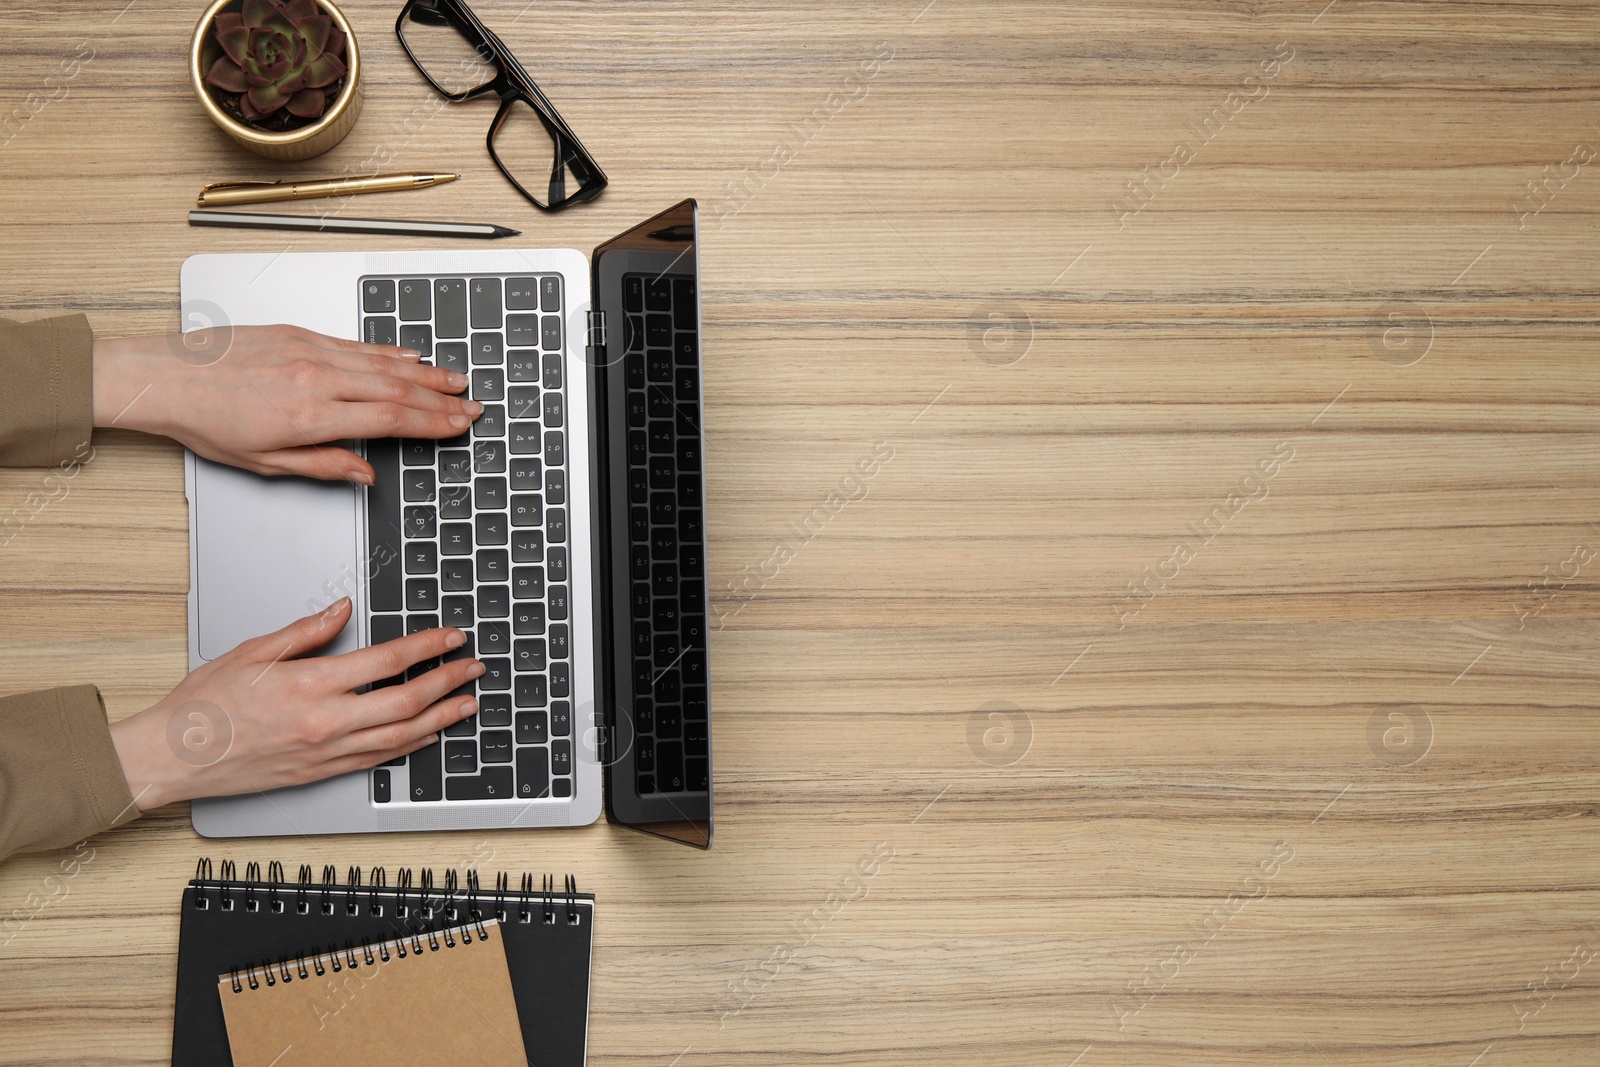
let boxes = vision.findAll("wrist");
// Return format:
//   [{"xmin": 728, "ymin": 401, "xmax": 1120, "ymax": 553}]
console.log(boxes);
[
  {"xmin": 91, "ymin": 336, "xmax": 175, "ymax": 434},
  {"xmin": 109, "ymin": 706, "xmax": 188, "ymax": 811}
]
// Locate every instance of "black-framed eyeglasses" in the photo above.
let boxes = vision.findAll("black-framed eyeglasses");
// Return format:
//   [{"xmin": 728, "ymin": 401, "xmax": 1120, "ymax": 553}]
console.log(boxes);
[{"xmin": 395, "ymin": 0, "xmax": 607, "ymax": 211}]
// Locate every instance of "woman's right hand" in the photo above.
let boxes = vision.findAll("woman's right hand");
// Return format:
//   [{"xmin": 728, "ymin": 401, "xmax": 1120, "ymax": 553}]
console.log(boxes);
[{"xmin": 108, "ymin": 598, "xmax": 481, "ymax": 810}]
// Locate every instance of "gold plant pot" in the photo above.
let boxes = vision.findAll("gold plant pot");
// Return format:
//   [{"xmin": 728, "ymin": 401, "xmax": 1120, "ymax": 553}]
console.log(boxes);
[{"xmin": 189, "ymin": 0, "xmax": 362, "ymax": 162}]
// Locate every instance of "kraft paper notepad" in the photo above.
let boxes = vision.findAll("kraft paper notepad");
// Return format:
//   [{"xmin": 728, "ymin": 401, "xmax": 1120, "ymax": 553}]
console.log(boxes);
[{"xmin": 218, "ymin": 919, "xmax": 528, "ymax": 1067}]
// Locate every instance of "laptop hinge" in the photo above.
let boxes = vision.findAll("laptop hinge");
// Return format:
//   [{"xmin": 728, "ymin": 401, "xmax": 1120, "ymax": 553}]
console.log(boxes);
[{"xmin": 586, "ymin": 309, "xmax": 606, "ymax": 351}]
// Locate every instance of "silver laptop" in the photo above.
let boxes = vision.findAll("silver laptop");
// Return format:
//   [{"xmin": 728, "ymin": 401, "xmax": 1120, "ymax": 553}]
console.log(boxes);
[{"xmin": 182, "ymin": 200, "xmax": 713, "ymax": 848}]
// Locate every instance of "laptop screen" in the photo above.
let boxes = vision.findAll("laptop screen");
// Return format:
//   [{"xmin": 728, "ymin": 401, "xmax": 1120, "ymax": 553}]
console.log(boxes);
[{"xmin": 590, "ymin": 200, "xmax": 713, "ymax": 848}]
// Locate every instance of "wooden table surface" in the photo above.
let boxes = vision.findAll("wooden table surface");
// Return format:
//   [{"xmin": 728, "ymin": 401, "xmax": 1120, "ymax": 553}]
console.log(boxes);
[{"xmin": 2, "ymin": 1, "xmax": 1598, "ymax": 1064}]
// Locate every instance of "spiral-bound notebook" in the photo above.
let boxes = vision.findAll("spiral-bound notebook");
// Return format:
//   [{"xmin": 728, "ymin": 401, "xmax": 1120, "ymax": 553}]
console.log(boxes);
[{"xmin": 173, "ymin": 860, "xmax": 594, "ymax": 1067}]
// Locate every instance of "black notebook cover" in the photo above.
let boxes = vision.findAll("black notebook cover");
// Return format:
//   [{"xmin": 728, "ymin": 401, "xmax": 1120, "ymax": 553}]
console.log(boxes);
[{"xmin": 172, "ymin": 860, "xmax": 593, "ymax": 1067}]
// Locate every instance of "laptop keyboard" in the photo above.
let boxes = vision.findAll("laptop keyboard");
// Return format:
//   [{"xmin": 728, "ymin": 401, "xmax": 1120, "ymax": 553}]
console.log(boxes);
[
  {"xmin": 360, "ymin": 274, "xmax": 572, "ymax": 805},
  {"xmin": 622, "ymin": 272, "xmax": 709, "ymax": 796}
]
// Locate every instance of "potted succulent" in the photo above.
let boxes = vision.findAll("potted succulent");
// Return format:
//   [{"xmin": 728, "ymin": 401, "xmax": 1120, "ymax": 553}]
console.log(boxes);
[{"xmin": 189, "ymin": 0, "xmax": 362, "ymax": 161}]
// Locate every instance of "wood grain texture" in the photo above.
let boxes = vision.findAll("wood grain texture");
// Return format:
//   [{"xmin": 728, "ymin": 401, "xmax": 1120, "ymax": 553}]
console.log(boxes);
[{"xmin": 2, "ymin": 0, "xmax": 1598, "ymax": 1064}]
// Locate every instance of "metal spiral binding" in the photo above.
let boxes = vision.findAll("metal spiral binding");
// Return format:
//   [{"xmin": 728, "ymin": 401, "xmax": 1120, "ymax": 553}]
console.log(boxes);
[
  {"xmin": 396, "ymin": 867, "xmax": 413, "ymax": 918},
  {"xmin": 320, "ymin": 864, "xmax": 338, "ymax": 915},
  {"xmin": 193, "ymin": 858, "xmax": 213, "ymax": 909},
  {"xmin": 296, "ymin": 864, "xmax": 313, "ymax": 914},
  {"xmin": 565, "ymin": 873, "xmax": 580, "ymax": 925},
  {"xmin": 345, "ymin": 865, "xmax": 361, "ymax": 916},
  {"xmin": 266, "ymin": 861, "xmax": 284, "ymax": 913},
  {"xmin": 543, "ymin": 873, "xmax": 555, "ymax": 925}
]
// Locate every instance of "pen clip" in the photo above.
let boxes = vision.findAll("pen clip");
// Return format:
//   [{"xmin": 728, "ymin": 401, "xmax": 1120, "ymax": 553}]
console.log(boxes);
[{"xmin": 200, "ymin": 180, "xmax": 283, "ymax": 194}]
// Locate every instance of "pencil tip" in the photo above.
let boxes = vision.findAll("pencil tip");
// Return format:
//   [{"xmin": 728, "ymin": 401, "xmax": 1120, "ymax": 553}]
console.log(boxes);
[{"xmin": 495, "ymin": 226, "xmax": 520, "ymax": 237}]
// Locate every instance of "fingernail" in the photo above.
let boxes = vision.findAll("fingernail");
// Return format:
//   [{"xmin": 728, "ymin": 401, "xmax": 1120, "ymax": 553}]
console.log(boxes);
[
  {"xmin": 400, "ymin": 349, "xmax": 422, "ymax": 361},
  {"xmin": 464, "ymin": 400, "xmax": 484, "ymax": 416},
  {"xmin": 460, "ymin": 698, "xmax": 478, "ymax": 718},
  {"xmin": 445, "ymin": 629, "xmax": 466, "ymax": 649},
  {"xmin": 468, "ymin": 660, "xmax": 486, "ymax": 678},
  {"xmin": 450, "ymin": 414, "xmax": 471, "ymax": 429},
  {"xmin": 348, "ymin": 469, "xmax": 374, "ymax": 486},
  {"xmin": 448, "ymin": 371, "xmax": 468, "ymax": 388}
]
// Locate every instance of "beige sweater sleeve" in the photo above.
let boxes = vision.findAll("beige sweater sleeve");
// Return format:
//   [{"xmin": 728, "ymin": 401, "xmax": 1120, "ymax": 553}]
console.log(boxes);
[
  {"xmin": 0, "ymin": 686, "xmax": 139, "ymax": 860},
  {"xmin": 0, "ymin": 313, "xmax": 95, "ymax": 466}
]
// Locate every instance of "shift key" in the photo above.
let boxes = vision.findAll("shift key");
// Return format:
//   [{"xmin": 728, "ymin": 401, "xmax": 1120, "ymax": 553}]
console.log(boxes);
[
  {"xmin": 407, "ymin": 741, "xmax": 442, "ymax": 801},
  {"xmin": 365, "ymin": 438, "xmax": 403, "ymax": 612},
  {"xmin": 516, "ymin": 746, "xmax": 550, "ymax": 799}
]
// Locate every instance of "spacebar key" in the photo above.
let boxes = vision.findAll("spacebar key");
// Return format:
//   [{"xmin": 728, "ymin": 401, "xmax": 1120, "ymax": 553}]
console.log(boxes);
[
  {"xmin": 366, "ymin": 438, "xmax": 403, "ymax": 612},
  {"xmin": 446, "ymin": 767, "xmax": 514, "ymax": 800}
]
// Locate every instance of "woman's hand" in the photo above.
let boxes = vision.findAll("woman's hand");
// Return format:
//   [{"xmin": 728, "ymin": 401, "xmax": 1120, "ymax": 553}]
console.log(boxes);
[
  {"xmin": 90, "ymin": 324, "xmax": 480, "ymax": 483},
  {"xmin": 108, "ymin": 599, "xmax": 481, "ymax": 809}
]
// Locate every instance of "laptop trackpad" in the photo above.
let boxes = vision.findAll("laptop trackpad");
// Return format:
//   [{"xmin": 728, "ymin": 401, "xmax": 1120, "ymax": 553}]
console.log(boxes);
[{"xmin": 194, "ymin": 457, "xmax": 362, "ymax": 662}]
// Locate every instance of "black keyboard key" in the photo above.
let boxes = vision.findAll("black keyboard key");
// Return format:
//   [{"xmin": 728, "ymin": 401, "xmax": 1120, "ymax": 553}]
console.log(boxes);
[
  {"xmin": 510, "ymin": 458, "xmax": 542, "ymax": 491},
  {"xmin": 515, "ymin": 673, "xmax": 548, "ymax": 708},
  {"xmin": 470, "ymin": 277, "xmax": 502, "ymax": 329},
  {"xmin": 648, "ymin": 422, "xmax": 673, "ymax": 454},
  {"xmin": 445, "ymin": 713, "xmax": 477, "ymax": 737},
  {"xmin": 551, "ymin": 739, "xmax": 572, "ymax": 776},
  {"xmin": 477, "ymin": 549, "xmax": 509, "ymax": 582},
  {"xmin": 445, "ymin": 767, "xmax": 513, "ymax": 800},
  {"xmin": 630, "ymin": 546, "xmax": 649, "ymax": 583},
  {"xmin": 475, "ymin": 513, "xmax": 508, "ymax": 547},
  {"xmin": 404, "ymin": 504, "xmax": 436, "ymax": 540},
  {"xmin": 371, "ymin": 613, "xmax": 404, "ymax": 646},
  {"xmin": 648, "ymin": 456, "xmax": 674, "ymax": 491},
  {"xmin": 363, "ymin": 278, "xmax": 396, "ymax": 313},
  {"xmin": 547, "ymin": 508, "xmax": 567, "ymax": 544},
  {"xmin": 656, "ymin": 704, "xmax": 682, "ymax": 738},
  {"xmin": 550, "ymin": 661, "xmax": 569, "ymax": 699},
  {"xmin": 676, "ymin": 368, "xmax": 699, "ymax": 402},
  {"xmin": 540, "ymin": 276, "xmax": 561, "ymax": 311},
  {"xmin": 678, "ymin": 436, "xmax": 701, "ymax": 471},
  {"xmin": 512, "ymin": 566, "xmax": 545, "ymax": 600},
  {"xmin": 481, "ymin": 657, "xmax": 512, "ymax": 691},
  {"xmin": 439, "ymin": 450, "xmax": 472, "ymax": 483},
  {"xmin": 686, "ymin": 757, "xmax": 708, "ymax": 791},
  {"xmin": 629, "ymin": 430, "xmax": 648, "ymax": 467},
  {"xmin": 543, "ymin": 391, "xmax": 563, "ymax": 427},
  {"xmin": 474, "ymin": 476, "xmax": 507, "ymax": 511},
  {"xmin": 651, "ymin": 492, "xmax": 676, "ymax": 526},
  {"xmin": 631, "ymin": 507, "xmax": 650, "ymax": 543},
  {"xmin": 646, "ymin": 278, "xmax": 671, "ymax": 311},
  {"xmin": 548, "ymin": 585, "xmax": 569, "ymax": 621},
  {"xmin": 624, "ymin": 275, "xmax": 643, "ymax": 312},
  {"xmin": 445, "ymin": 740, "xmax": 477, "ymax": 774},
  {"xmin": 398, "ymin": 278, "xmax": 430, "ymax": 321},
  {"xmin": 480, "ymin": 729, "xmax": 513, "ymax": 764},
  {"xmin": 471, "ymin": 368, "xmax": 505, "ymax": 402},
  {"xmin": 510, "ymin": 494, "xmax": 542, "ymax": 528},
  {"xmin": 654, "ymin": 633, "xmax": 680, "ymax": 670},
  {"xmin": 629, "ymin": 467, "xmax": 650, "ymax": 506},
  {"xmin": 399, "ymin": 324, "xmax": 432, "ymax": 358},
  {"xmin": 372, "ymin": 768, "xmax": 391, "ymax": 802},
  {"xmin": 646, "ymin": 314, "xmax": 672, "ymax": 348},
  {"xmin": 683, "ymin": 686, "xmax": 707, "ymax": 720},
  {"xmin": 683, "ymin": 647, "xmax": 707, "ymax": 684},
  {"xmin": 472, "ymin": 404, "xmax": 505, "ymax": 439},
  {"xmin": 648, "ymin": 390, "xmax": 673, "ymax": 419},
  {"xmin": 471, "ymin": 332, "xmax": 503, "ymax": 366},
  {"xmin": 651, "ymin": 526, "xmax": 677, "ymax": 559},
  {"xmin": 473, "ymin": 439, "xmax": 507, "ymax": 473},
  {"xmin": 516, "ymin": 746, "xmax": 549, "ymax": 799},
  {"xmin": 685, "ymin": 720, "xmax": 708, "ymax": 756},
  {"xmin": 435, "ymin": 279, "xmax": 467, "ymax": 338},
  {"xmin": 506, "ymin": 314, "xmax": 540, "ymax": 348},
  {"xmin": 509, "ymin": 422, "xmax": 540, "ymax": 455},
  {"xmin": 636, "ymin": 736, "xmax": 655, "ymax": 773},
  {"xmin": 633, "ymin": 621, "xmax": 652, "ymax": 658},
  {"xmin": 545, "ymin": 470, "xmax": 565, "ymax": 505},
  {"xmin": 407, "ymin": 613, "xmax": 439, "ymax": 635},
  {"xmin": 366, "ymin": 439, "xmax": 403, "ymax": 612},
  {"xmin": 508, "ymin": 385, "xmax": 540, "ymax": 420},
  {"xmin": 506, "ymin": 277, "xmax": 538, "ymax": 310},
  {"xmin": 440, "ymin": 522, "xmax": 473, "ymax": 556},
  {"xmin": 514, "ymin": 638, "xmax": 547, "ymax": 672},
  {"xmin": 403, "ymin": 468, "xmax": 436, "ymax": 502},
  {"xmin": 656, "ymin": 740, "xmax": 684, "ymax": 792},
  {"xmin": 408, "ymin": 742, "xmax": 443, "ymax": 800},
  {"xmin": 673, "ymin": 278, "xmax": 696, "ymax": 326},
  {"xmin": 515, "ymin": 710, "xmax": 549, "ymax": 745},
  {"xmin": 479, "ymin": 694, "xmax": 512, "ymax": 726},
  {"xmin": 512, "ymin": 602, "xmax": 545, "ymax": 635},
  {"xmin": 547, "ymin": 548, "xmax": 568, "ymax": 583},
  {"xmin": 681, "ymin": 541, "xmax": 704, "ymax": 578},
  {"xmin": 512, "ymin": 531, "xmax": 544, "ymax": 563},
  {"xmin": 542, "ymin": 353, "xmax": 563, "ymax": 389},
  {"xmin": 648, "ymin": 349, "xmax": 672, "ymax": 383},
  {"xmin": 402, "ymin": 439, "xmax": 434, "ymax": 467},
  {"xmin": 442, "ymin": 595, "xmax": 474, "ymax": 628},
  {"xmin": 440, "ymin": 485, "xmax": 472, "ymax": 520},
  {"xmin": 635, "ymin": 697, "xmax": 654, "ymax": 734},
  {"xmin": 548, "ymin": 624, "xmax": 569, "ymax": 660},
  {"xmin": 406, "ymin": 578, "xmax": 439, "ymax": 611},
  {"xmin": 679, "ymin": 473, "xmax": 702, "ymax": 509},
  {"xmin": 550, "ymin": 700, "xmax": 571, "ymax": 737},
  {"xmin": 508, "ymin": 350, "xmax": 540, "ymax": 382},
  {"xmin": 436, "ymin": 341, "xmax": 469, "ymax": 373},
  {"xmin": 627, "ymin": 358, "xmax": 646, "ymax": 389},
  {"xmin": 544, "ymin": 432, "xmax": 565, "ymax": 467},
  {"xmin": 540, "ymin": 314, "xmax": 562, "ymax": 350},
  {"xmin": 462, "ymin": 580, "xmax": 501, "ymax": 619},
  {"xmin": 479, "ymin": 621, "xmax": 510, "ymax": 654},
  {"xmin": 405, "ymin": 541, "xmax": 438, "ymax": 575},
  {"xmin": 626, "ymin": 392, "xmax": 648, "ymax": 429}
]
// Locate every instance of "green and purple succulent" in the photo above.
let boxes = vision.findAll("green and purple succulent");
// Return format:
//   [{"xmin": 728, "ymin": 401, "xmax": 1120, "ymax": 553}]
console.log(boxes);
[{"xmin": 203, "ymin": 0, "xmax": 347, "ymax": 123}]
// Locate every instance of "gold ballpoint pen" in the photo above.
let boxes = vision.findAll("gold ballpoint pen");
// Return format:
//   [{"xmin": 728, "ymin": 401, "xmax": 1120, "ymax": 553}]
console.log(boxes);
[{"xmin": 196, "ymin": 172, "xmax": 459, "ymax": 208}]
